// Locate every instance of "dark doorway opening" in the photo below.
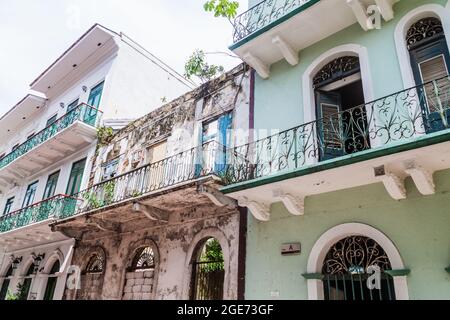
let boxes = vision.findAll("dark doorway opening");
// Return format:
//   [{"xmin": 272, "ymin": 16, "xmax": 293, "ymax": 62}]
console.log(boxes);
[{"xmin": 314, "ymin": 57, "xmax": 370, "ymax": 161}]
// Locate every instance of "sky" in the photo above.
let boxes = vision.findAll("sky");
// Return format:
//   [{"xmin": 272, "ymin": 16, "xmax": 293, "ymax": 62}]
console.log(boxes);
[{"xmin": 0, "ymin": 0, "xmax": 248, "ymax": 117}]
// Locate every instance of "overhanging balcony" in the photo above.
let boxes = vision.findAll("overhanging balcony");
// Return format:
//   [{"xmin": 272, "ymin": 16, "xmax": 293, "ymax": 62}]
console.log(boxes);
[
  {"xmin": 0, "ymin": 194, "xmax": 77, "ymax": 250},
  {"xmin": 221, "ymin": 76, "xmax": 450, "ymax": 221},
  {"xmin": 231, "ymin": 0, "xmax": 400, "ymax": 78},
  {"xmin": 51, "ymin": 141, "xmax": 232, "ymax": 236},
  {"xmin": 0, "ymin": 104, "xmax": 102, "ymax": 186}
]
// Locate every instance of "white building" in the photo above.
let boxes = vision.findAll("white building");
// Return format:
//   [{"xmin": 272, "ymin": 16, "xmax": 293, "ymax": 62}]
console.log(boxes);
[{"xmin": 0, "ymin": 24, "xmax": 192, "ymax": 300}]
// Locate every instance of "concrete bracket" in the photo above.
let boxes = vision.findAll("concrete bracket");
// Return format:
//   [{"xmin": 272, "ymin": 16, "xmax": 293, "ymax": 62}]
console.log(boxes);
[
  {"xmin": 132, "ymin": 202, "xmax": 169, "ymax": 222},
  {"xmin": 197, "ymin": 184, "xmax": 237, "ymax": 207},
  {"xmin": 273, "ymin": 189, "xmax": 305, "ymax": 216},
  {"xmin": 237, "ymin": 197, "xmax": 270, "ymax": 222},
  {"xmin": 374, "ymin": 165, "xmax": 406, "ymax": 200},
  {"xmin": 404, "ymin": 162, "xmax": 435, "ymax": 196}
]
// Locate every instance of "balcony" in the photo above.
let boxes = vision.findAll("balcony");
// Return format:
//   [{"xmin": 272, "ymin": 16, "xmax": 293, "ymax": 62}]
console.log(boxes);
[
  {"xmin": 231, "ymin": 0, "xmax": 399, "ymax": 78},
  {"xmin": 52, "ymin": 141, "xmax": 230, "ymax": 234},
  {"xmin": 221, "ymin": 76, "xmax": 450, "ymax": 220},
  {"xmin": 0, "ymin": 194, "xmax": 77, "ymax": 250},
  {"xmin": 0, "ymin": 104, "xmax": 102, "ymax": 185}
]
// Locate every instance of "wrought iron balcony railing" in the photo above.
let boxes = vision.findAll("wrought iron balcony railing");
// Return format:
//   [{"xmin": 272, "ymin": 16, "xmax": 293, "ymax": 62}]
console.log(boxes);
[
  {"xmin": 0, "ymin": 194, "xmax": 78, "ymax": 233},
  {"xmin": 0, "ymin": 103, "xmax": 102, "ymax": 170},
  {"xmin": 57, "ymin": 141, "xmax": 226, "ymax": 220},
  {"xmin": 232, "ymin": 0, "xmax": 317, "ymax": 43},
  {"xmin": 224, "ymin": 76, "xmax": 450, "ymax": 184}
]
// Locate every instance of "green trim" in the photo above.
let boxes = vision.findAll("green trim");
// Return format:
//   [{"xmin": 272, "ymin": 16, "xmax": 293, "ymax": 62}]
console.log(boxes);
[
  {"xmin": 385, "ymin": 269, "xmax": 411, "ymax": 277},
  {"xmin": 229, "ymin": 0, "xmax": 321, "ymax": 51},
  {"xmin": 221, "ymin": 130, "xmax": 450, "ymax": 194},
  {"xmin": 302, "ymin": 273, "xmax": 324, "ymax": 280}
]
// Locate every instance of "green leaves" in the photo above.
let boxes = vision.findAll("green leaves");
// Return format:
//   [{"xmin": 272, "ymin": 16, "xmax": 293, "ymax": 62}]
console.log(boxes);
[
  {"xmin": 203, "ymin": 0, "xmax": 240, "ymax": 19},
  {"xmin": 184, "ymin": 50, "xmax": 225, "ymax": 83}
]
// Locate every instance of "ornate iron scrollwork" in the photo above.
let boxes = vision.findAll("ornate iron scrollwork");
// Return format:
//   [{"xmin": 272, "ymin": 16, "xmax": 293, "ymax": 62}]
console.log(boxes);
[
  {"xmin": 406, "ymin": 17, "xmax": 444, "ymax": 49},
  {"xmin": 131, "ymin": 247, "xmax": 155, "ymax": 271},
  {"xmin": 313, "ymin": 56, "xmax": 360, "ymax": 87},
  {"xmin": 322, "ymin": 236, "xmax": 392, "ymax": 275},
  {"xmin": 86, "ymin": 253, "xmax": 104, "ymax": 273}
]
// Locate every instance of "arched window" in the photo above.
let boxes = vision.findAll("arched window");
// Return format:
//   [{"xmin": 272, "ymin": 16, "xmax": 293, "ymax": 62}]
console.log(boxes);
[
  {"xmin": 313, "ymin": 56, "xmax": 370, "ymax": 161},
  {"xmin": 20, "ymin": 263, "xmax": 36, "ymax": 300},
  {"xmin": 123, "ymin": 245, "xmax": 158, "ymax": 300},
  {"xmin": 190, "ymin": 238, "xmax": 225, "ymax": 300},
  {"xmin": 0, "ymin": 265, "xmax": 13, "ymax": 300},
  {"xmin": 129, "ymin": 247, "xmax": 155, "ymax": 272},
  {"xmin": 43, "ymin": 260, "xmax": 60, "ymax": 300},
  {"xmin": 322, "ymin": 236, "xmax": 396, "ymax": 301},
  {"xmin": 407, "ymin": 17, "xmax": 450, "ymax": 133},
  {"xmin": 79, "ymin": 248, "xmax": 106, "ymax": 300},
  {"xmin": 86, "ymin": 253, "xmax": 104, "ymax": 274}
]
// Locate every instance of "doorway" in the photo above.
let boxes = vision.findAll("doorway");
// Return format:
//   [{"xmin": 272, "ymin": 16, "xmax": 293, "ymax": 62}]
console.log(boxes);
[
  {"xmin": 407, "ymin": 17, "xmax": 450, "ymax": 133},
  {"xmin": 314, "ymin": 56, "xmax": 370, "ymax": 161}
]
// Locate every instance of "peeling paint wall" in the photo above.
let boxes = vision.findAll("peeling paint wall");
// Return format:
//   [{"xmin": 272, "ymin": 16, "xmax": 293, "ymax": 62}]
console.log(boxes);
[
  {"xmin": 66, "ymin": 205, "xmax": 240, "ymax": 300},
  {"xmin": 90, "ymin": 64, "xmax": 250, "ymax": 184},
  {"xmin": 63, "ymin": 64, "xmax": 250, "ymax": 300}
]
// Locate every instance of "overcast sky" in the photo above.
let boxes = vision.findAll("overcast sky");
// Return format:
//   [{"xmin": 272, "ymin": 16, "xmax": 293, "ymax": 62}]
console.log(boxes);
[{"xmin": 0, "ymin": 0, "xmax": 248, "ymax": 117}]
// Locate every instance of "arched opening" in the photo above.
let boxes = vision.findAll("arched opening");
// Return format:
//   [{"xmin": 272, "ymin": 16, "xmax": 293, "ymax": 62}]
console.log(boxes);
[
  {"xmin": 313, "ymin": 56, "xmax": 370, "ymax": 161},
  {"xmin": 322, "ymin": 236, "xmax": 396, "ymax": 301},
  {"xmin": 407, "ymin": 16, "xmax": 450, "ymax": 133},
  {"xmin": 79, "ymin": 249, "xmax": 105, "ymax": 300},
  {"xmin": 43, "ymin": 260, "xmax": 60, "ymax": 300},
  {"xmin": 0, "ymin": 265, "xmax": 13, "ymax": 300},
  {"xmin": 190, "ymin": 238, "xmax": 225, "ymax": 300},
  {"xmin": 122, "ymin": 246, "xmax": 157, "ymax": 300},
  {"xmin": 20, "ymin": 263, "xmax": 36, "ymax": 300}
]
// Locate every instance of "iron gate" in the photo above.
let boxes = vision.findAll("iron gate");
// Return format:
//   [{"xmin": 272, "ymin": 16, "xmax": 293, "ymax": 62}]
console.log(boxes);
[{"xmin": 190, "ymin": 260, "xmax": 224, "ymax": 300}]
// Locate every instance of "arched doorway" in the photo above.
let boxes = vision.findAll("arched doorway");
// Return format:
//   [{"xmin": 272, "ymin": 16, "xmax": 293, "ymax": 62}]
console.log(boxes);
[
  {"xmin": 122, "ymin": 246, "xmax": 157, "ymax": 300},
  {"xmin": 190, "ymin": 238, "xmax": 225, "ymax": 300},
  {"xmin": 43, "ymin": 260, "xmax": 60, "ymax": 300},
  {"xmin": 313, "ymin": 56, "xmax": 371, "ymax": 161},
  {"xmin": 20, "ymin": 263, "xmax": 36, "ymax": 300},
  {"xmin": 407, "ymin": 16, "xmax": 450, "ymax": 133},
  {"xmin": 0, "ymin": 265, "xmax": 13, "ymax": 300},
  {"xmin": 322, "ymin": 236, "xmax": 396, "ymax": 301}
]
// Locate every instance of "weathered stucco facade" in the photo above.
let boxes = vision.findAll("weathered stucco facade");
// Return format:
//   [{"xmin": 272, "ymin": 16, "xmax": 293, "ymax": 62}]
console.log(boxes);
[{"xmin": 55, "ymin": 64, "xmax": 250, "ymax": 300}]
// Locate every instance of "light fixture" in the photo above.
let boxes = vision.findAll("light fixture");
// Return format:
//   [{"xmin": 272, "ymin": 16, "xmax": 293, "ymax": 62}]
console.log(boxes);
[
  {"xmin": 60, "ymin": 102, "xmax": 65, "ymax": 109},
  {"xmin": 10, "ymin": 255, "xmax": 23, "ymax": 270},
  {"xmin": 82, "ymin": 85, "xmax": 88, "ymax": 92},
  {"xmin": 31, "ymin": 252, "xmax": 45, "ymax": 273}
]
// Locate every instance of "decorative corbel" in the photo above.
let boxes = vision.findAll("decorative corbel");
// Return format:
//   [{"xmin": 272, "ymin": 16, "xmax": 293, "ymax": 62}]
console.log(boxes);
[
  {"xmin": 404, "ymin": 161, "xmax": 435, "ymax": 196},
  {"xmin": 197, "ymin": 184, "xmax": 237, "ymax": 207},
  {"xmin": 237, "ymin": 197, "xmax": 271, "ymax": 222},
  {"xmin": 273, "ymin": 189, "xmax": 305, "ymax": 216},
  {"xmin": 374, "ymin": 165, "xmax": 406, "ymax": 200}
]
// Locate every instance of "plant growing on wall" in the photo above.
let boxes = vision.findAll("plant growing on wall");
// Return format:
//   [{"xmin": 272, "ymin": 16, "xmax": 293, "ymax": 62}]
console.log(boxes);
[
  {"xmin": 103, "ymin": 181, "xmax": 116, "ymax": 205},
  {"xmin": 184, "ymin": 1, "xmax": 240, "ymax": 83},
  {"xmin": 97, "ymin": 126, "xmax": 114, "ymax": 147},
  {"xmin": 185, "ymin": 50, "xmax": 225, "ymax": 83}
]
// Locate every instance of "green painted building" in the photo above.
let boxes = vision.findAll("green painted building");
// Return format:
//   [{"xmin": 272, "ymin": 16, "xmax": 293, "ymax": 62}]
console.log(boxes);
[{"xmin": 222, "ymin": 0, "xmax": 450, "ymax": 300}]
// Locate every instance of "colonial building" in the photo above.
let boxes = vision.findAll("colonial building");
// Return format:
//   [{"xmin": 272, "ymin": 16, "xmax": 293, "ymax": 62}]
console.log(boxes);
[
  {"xmin": 222, "ymin": 0, "xmax": 450, "ymax": 300},
  {"xmin": 0, "ymin": 24, "xmax": 192, "ymax": 300},
  {"xmin": 52, "ymin": 64, "xmax": 250, "ymax": 300}
]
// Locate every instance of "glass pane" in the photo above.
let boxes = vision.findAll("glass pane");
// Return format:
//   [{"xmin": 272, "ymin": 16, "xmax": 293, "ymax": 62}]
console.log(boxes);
[
  {"xmin": 3, "ymin": 197, "xmax": 14, "ymax": 215},
  {"xmin": 67, "ymin": 99, "xmax": 79, "ymax": 113},
  {"xmin": 43, "ymin": 171, "xmax": 60, "ymax": 199},
  {"xmin": 87, "ymin": 82, "xmax": 104, "ymax": 109},
  {"xmin": 46, "ymin": 115, "xmax": 58, "ymax": 127},
  {"xmin": 66, "ymin": 158, "xmax": 87, "ymax": 195},
  {"xmin": 22, "ymin": 182, "xmax": 38, "ymax": 208}
]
